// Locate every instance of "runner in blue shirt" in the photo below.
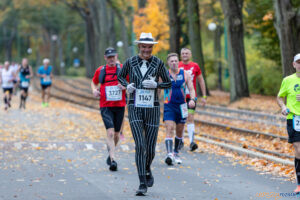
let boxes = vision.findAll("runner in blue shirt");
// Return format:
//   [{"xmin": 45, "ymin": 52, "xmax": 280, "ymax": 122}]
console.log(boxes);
[
  {"xmin": 163, "ymin": 53, "xmax": 195, "ymax": 165},
  {"xmin": 37, "ymin": 58, "xmax": 53, "ymax": 107}
]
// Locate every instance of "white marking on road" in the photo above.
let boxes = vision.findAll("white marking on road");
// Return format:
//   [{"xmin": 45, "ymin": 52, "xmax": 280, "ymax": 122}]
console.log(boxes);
[
  {"xmin": 48, "ymin": 143, "xmax": 57, "ymax": 149},
  {"xmin": 120, "ymin": 145, "xmax": 129, "ymax": 151},
  {"xmin": 14, "ymin": 142, "xmax": 25, "ymax": 149},
  {"xmin": 65, "ymin": 144, "xmax": 73, "ymax": 149},
  {"xmin": 30, "ymin": 143, "xmax": 39, "ymax": 148},
  {"xmin": 85, "ymin": 144, "xmax": 95, "ymax": 150}
]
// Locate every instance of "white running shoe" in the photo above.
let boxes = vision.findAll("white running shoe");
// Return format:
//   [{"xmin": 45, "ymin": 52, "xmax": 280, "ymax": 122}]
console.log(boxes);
[
  {"xmin": 174, "ymin": 153, "xmax": 182, "ymax": 164},
  {"xmin": 165, "ymin": 153, "xmax": 174, "ymax": 166}
]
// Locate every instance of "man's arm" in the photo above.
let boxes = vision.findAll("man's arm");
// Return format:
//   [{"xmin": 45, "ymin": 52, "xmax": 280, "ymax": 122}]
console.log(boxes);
[
  {"xmin": 91, "ymin": 81, "xmax": 100, "ymax": 97},
  {"xmin": 28, "ymin": 66, "xmax": 34, "ymax": 79},
  {"xmin": 117, "ymin": 60, "xmax": 129, "ymax": 87},
  {"xmin": 186, "ymin": 72, "xmax": 195, "ymax": 100},
  {"xmin": 277, "ymin": 96, "xmax": 289, "ymax": 115},
  {"xmin": 157, "ymin": 61, "xmax": 171, "ymax": 89},
  {"xmin": 197, "ymin": 74, "xmax": 207, "ymax": 105},
  {"xmin": 185, "ymin": 72, "xmax": 195, "ymax": 108},
  {"xmin": 36, "ymin": 68, "xmax": 44, "ymax": 78}
]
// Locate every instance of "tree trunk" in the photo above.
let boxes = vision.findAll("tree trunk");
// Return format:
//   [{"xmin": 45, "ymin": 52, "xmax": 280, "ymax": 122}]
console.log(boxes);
[
  {"xmin": 108, "ymin": 6, "xmax": 116, "ymax": 48},
  {"xmin": 168, "ymin": 0, "xmax": 181, "ymax": 55},
  {"xmin": 119, "ymin": 17, "xmax": 130, "ymax": 59},
  {"xmin": 84, "ymin": 16, "xmax": 101, "ymax": 78},
  {"xmin": 138, "ymin": 0, "xmax": 147, "ymax": 9},
  {"xmin": 274, "ymin": 0, "xmax": 300, "ymax": 77},
  {"xmin": 98, "ymin": 0, "xmax": 109, "ymax": 65},
  {"xmin": 220, "ymin": 0, "xmax": 249, "ymax": 102},
  {"xmin": 214, "ymin": 25, "xmax": 223, "ymax": 90},
  {"xmin": 107, "ymin": 0, "xmax": 131, "ymax": 59},
  {"xmin": 66, "ymin": 0, "xmax": 104, "ymax": 77},
  {"xmin": 57, "ymin": 36, "xmax": 65, "ymax": 75},
  {"xmin": 187, "ymin": 0, "xmax": 209, "ymax": 96},
  {"xmin": 3, "ymin": 26, "xmax": 16, "ymax": 62}
]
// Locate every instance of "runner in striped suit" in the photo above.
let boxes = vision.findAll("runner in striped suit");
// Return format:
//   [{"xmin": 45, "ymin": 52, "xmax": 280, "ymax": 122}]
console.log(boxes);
[{"xmin": 118, "ymin": 32, "xmax": 171, "ymax": 196}]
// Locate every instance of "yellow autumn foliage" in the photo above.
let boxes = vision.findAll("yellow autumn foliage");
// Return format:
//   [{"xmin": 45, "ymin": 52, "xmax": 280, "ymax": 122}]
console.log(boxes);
[{"xmin": 133, "ymin": 0, "xmax": 169, "ymax": 54}]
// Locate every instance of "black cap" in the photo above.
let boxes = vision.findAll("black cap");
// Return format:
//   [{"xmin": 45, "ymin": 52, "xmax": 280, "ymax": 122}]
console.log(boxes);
[{"xmin": 104, "ymin": 47, "xmax": 117, "ymax": 57}]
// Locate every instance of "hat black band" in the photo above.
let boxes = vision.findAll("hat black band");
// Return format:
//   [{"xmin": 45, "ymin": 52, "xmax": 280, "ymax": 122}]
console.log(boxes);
[{"xmin": 138, "ymin": 38, "xmax": 154, "ymax": 42}]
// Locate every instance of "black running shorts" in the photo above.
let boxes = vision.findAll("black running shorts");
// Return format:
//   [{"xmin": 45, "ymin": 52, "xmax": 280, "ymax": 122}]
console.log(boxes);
[
  {"xmin": 2, "ymin": 88, "xmax": 13, "ymax": 94},
  {"xmin": 100, "ymin": 107, "xmax": 125, "ymax": 132},
  {"xmin": 20, "ymin": 86, "xmax": 29, "ymax": 93},
  {"xmin": 41, "ymin": 84, "xmax": 51, "ymax": 90},
  {"xmin": 287, "ymin": 119, "xmax": 300, "ymax": 143}
]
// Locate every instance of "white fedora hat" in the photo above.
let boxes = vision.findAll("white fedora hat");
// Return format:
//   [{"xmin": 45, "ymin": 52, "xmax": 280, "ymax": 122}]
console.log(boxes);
[{"xmin": 134, "ymin": 32, "xmax": 158, "ymax": 44}]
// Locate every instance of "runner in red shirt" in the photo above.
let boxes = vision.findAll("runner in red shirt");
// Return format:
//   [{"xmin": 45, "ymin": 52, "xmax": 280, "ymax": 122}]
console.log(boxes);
[
  {"xmin": 91, "ymin": 47, "xmax": 126, "ymax": 171},
  {"xmin": 179, "ymin": 48, "xmax": 207, "ymax": 151}
]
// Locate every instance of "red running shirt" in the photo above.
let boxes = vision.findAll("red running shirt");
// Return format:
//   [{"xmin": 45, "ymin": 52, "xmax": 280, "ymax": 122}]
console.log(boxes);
[
  {"xmin": 178, "ymin": 61, "xmax": 202, "ymax": 98},
  {"xmin": 92, "ymin": 65, "xmax": 126, "ymax": 108}
]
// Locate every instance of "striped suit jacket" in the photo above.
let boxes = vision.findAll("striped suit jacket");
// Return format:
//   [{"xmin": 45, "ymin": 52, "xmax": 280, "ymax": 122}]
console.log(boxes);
[{"xmin": 118, "ymin": 55, "xmax": 171, "ymax": 105}]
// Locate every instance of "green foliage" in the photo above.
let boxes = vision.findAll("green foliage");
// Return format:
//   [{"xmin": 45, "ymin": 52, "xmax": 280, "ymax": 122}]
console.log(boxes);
[
  {"xmin": 245, "ymin": 37, "xmax": 281, "ymax": 95},
  {"xmin": 244, "ymin": 0, "xmax": 281, "ymax": 65},
  {"xmin": 66, "ymin": 66, "xmax": 86, "ymax": 77},
  {"xmin": 206, "ymin": 73, "xmax": 218, "ymax": 89}
]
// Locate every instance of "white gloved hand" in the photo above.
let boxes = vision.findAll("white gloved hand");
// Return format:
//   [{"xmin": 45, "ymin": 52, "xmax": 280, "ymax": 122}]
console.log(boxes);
[
  {"xmin": 142, "ymin": 80, "xmax": 157, "ymax": 89},
  {"xmin": 127, "ymin": 83, "xmax": 136, "ymax": 93}
]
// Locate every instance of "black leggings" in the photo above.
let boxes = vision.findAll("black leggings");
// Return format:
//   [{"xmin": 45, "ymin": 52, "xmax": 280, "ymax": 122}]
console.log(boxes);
[{"xmin": 128, "ymin": 105, "xmax": 160, "ymax": 176}]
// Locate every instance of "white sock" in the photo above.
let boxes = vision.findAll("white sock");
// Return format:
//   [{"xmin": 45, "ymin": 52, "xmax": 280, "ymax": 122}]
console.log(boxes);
[{"xmin": 187, "ymin": 123, "xmax": 195, "ymax": 143}]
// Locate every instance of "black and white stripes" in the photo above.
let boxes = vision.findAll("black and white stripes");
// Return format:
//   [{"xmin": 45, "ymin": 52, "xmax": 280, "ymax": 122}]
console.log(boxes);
[{"xmin": 118, "ymin": 55, "xmax": 171, "ymax": 178}]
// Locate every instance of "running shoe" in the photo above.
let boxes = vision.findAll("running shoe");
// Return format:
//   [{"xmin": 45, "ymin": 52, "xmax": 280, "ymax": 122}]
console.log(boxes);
[
  {"xmin": 174, "ymin": 153, "xmax": 182, "ymax": 164},
  {"xmin": 136, "ymin": 184, "xmax": 147, "ymax": 196},
  {"xmin": 165, "ymin": 153, "xmax": 174, "ymax": 166},
  {"xmin": 106, "ymin": 156, "xmax": 111, "ymax": 166},
  {"xmin": 146, "ymin": 170, "xmax": 154, "ymax": 187},
  {"xmin": 109, "ymin": 160, "xmax": 118, "ymax": 171},
  {"xmin": 190, "ymin": 142, "xmax": 198, "ymax": 151},
  {"xmin": 178, "ymin": 141, "xmax": 184, "ymax": 150}
]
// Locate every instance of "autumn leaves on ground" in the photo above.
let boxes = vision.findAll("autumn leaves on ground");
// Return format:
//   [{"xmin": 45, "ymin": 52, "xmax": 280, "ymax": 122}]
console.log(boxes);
[{"xmin": 0, "ymin": 88, "xmax": 295, "ymax": 183}]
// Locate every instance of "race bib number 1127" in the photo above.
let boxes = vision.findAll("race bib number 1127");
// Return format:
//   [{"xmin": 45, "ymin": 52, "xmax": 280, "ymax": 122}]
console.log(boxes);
[{"xmin": 105, "ymin": 86, "xmax": 122, "ymax": 101}]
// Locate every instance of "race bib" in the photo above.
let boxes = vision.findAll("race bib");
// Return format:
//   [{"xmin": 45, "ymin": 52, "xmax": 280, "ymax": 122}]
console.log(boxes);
[
  {"xmin": 43, "ymin": 76, "xmax": 51, "ymax": 83},
  {"xmin": 135, "ymin": 89, "xmax": 154, "ymax": 108},
  {"xmin": 105, "ymin": 86, "xmax": 122, "ymax": 101},
  {"xmin": 21, "ymin": 81, "xmax": 29, "ymax": 88},
  {"xmin": 180, "ymin": 103, "xmax": 188, "ymax": 118},
  {"xmin": 293, "ymin": 115, "xmax": 300, "ymax": 131}
]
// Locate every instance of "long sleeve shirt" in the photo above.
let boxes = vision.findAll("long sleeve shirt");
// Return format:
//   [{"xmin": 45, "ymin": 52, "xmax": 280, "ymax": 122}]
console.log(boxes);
[{"xmin": 118, "ymin": 55, "xmax": 171, "ymax": 105}]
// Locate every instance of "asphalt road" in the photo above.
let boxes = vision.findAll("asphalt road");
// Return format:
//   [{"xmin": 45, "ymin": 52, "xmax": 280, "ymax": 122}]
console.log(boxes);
[{"xmin": 0, "ymin": 92, "xmax": 296, "ymax": 200}]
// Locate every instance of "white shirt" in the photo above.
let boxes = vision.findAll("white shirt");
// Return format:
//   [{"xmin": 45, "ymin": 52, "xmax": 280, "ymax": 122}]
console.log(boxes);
[{"xmin": 1, "ymin": 67, "xmax": 14, "ymax": 88}]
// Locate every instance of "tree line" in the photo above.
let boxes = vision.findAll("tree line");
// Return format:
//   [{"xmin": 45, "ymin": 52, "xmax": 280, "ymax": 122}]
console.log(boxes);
[{"xmin": 0, "ymin": 0, "xmax": 299, "ymax": 101}]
